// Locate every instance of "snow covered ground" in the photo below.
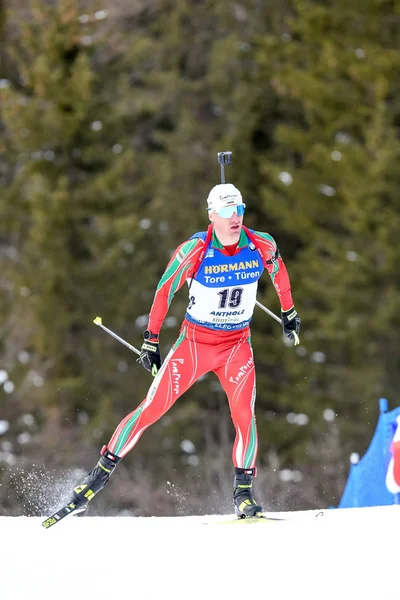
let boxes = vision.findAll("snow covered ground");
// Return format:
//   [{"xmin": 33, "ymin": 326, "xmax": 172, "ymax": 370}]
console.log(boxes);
[{"xmin": 1, "ymin": 505, "xmax": 399, "ymax": 600}]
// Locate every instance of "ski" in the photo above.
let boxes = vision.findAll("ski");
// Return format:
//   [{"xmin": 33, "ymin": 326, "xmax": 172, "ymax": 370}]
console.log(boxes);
[
  {"xmin": 202, "ymin": 514, "xmax": 287, "ymax": 525},
  {"xmin": 207, "ymin": 510, "xmax": 325, "ymax": 525},
  {"xmin": 41, "ymin": 502, "xmax": 86, "ymax": 529},
  {"xmin": 214, "ymin": 515, "xmax": 287, "ymax": 525}
]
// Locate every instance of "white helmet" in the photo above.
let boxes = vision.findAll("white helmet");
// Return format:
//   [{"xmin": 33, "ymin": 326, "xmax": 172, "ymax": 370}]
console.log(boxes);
[{"xmin": 206, "ymin": 183, "xmax": 244, "ymax": 213}]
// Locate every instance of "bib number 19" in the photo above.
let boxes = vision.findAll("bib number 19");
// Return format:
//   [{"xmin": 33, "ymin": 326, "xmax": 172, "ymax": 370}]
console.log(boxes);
[{"xmin": 217, "ymin": 287, "xmax": 243, "ymax": 309}]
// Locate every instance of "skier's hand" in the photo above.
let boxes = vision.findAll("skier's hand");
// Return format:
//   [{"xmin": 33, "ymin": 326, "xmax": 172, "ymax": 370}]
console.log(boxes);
[
  {"xmin": 137, "ymin": 331, "xmax": 162, "ymax": 376},
  {"xmin": 281, "ymin": 307, "xmax": 301, "ymax": 346}
]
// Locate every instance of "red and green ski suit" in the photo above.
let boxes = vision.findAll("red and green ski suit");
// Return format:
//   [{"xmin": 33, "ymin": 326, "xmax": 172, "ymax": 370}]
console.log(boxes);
[{"xmin": 107, "ymin": 226, "xmax": 294, "ymax": 469}]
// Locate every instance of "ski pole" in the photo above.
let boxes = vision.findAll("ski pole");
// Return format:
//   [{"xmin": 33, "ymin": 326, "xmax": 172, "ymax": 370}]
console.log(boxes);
[
  {"xmin": 255, "ymin": 300, "xmax": 282, "ymax": 325},
  {"xmin": 217, "ymin": 151, "xmax": 232, "ymax": 184},
  {"xmin": 215, "ymin": 152, "xmax": 282, "ymax": 327},
  {"xmin": 256, "ymin": 302, "xmax": 299, "ymax": 345},
  {"xmin": 93, "ymin": 316, "xmax": 141, "ymax": 356}
]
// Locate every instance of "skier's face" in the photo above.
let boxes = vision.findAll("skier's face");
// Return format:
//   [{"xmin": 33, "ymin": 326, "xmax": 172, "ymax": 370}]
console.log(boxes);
[{"xmin": 210, "ymin": 205, "xmax": 244, "ymax": 243}]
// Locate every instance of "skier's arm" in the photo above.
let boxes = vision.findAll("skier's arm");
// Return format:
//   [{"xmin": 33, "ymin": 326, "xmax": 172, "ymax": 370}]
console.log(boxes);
[
  {"xmin": 147, "ymin": 238, "xmax": 204, "ymax": 334},
  {"xmin": 252, "ymin": 231, "xmax": 294, "ymax": 311}
]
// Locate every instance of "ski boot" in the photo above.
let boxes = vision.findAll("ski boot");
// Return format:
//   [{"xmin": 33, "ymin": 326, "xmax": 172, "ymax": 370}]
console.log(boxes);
[
  {"xmin": 69, "ymin": 446, "xmax": 121, "ymax": 514},
  {"xmin": 233, "ymin": 467, "xmax": 263, "ymax": 519}
]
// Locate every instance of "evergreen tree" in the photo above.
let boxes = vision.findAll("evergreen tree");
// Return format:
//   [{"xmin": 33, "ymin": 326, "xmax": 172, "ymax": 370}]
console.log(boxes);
[
  {"xmin": 249, "ymin": 0, "xmax": 400, "ymax": 466},
  {"xmin": 3, "ymin": 0, "xmax": 399, "ymax": 514},
  {"xmin": 0, "ymin": 0, "xmax": 162, "ymax": 435}
]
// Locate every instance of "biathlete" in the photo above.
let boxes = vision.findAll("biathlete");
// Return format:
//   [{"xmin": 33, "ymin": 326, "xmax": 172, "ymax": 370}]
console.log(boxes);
[{"xmin": 65, "ymin": 183, "xmax": 301, "ymax": 518}]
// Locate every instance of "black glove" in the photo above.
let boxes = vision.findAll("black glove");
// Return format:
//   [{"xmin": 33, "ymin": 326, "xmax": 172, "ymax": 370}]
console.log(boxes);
[
  {"xmin": 137, "ymin": 331, "xmax": 162, "ymax": 376},
  {"xmin": 281, "ymin": 307, "xmax": 301, "ymax": 346}
]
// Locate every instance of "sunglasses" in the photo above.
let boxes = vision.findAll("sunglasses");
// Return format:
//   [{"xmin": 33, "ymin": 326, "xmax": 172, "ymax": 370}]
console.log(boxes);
[{"xmin": 216, "ymin": 204, "xmax": 246, "ymax": 218}]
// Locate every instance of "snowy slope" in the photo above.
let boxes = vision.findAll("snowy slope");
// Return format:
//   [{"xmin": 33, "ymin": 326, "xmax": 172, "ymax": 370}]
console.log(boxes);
[{"xmin": 1, "ymin": 505, "xmax": 399, "ymax": 600}]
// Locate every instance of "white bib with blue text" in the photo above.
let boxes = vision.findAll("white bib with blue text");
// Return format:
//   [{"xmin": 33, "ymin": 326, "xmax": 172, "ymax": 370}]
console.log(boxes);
[{"xmin": 185, "ymin": 241, "xmax": 264, "ymax": 331}]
